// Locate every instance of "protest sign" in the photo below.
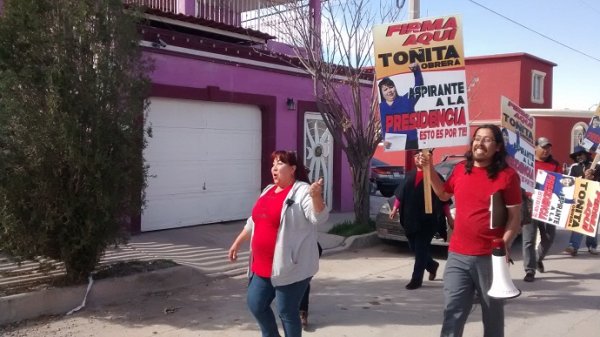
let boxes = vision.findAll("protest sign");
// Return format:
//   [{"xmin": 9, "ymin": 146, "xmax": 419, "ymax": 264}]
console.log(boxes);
[
  {"xmin": 581, "ymin": 103, "xmax": 600, "ymax": 152},
  {"xmin": 532, "ymin": 170, "xmax": 600, "ymax": 237},
  {"xmin": 500, "ymin": 96, "xmax": 535, "ymax": 193},
  {"xmin": 373, "ymin": 15, "xmax": 470, "ymax": 151}
]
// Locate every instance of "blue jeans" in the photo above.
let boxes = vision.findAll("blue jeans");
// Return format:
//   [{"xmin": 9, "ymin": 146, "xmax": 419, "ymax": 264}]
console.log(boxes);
[
  {"xmin": 441, "ymin": 253, "xmax": 504, "ymax": 337},
  {"xmin": 568, "ymin": 232, "xmax": 598, "ymax": 250},
  {"xmin": 247, "ymin": 275, "xmax": 311, "ymax": 337}
]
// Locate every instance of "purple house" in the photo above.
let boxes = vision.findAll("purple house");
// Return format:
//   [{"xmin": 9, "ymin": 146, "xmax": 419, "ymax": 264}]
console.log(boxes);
[{"xmin": 123, "ymin": 0, "xmax": 361, "ymax": 231}]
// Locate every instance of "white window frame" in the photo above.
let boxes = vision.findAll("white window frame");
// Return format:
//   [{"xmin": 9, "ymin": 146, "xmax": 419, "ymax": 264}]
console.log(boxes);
[
  {"xmin": 571, "ymin": 122, "xmax": 587, "ymax": 152},
  {"xmin": 531, "ymin": 70, "xmax": 546, "ymax": 104}
]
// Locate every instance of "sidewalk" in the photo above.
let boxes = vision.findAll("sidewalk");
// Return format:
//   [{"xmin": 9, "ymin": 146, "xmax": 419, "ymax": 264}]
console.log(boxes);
[
  {"xmin": 123, "ymin": 211, "xmax": 360, "ymax": 278},
  {"xmin": 0, "ymin": 211, "xmax": 377, "ymax": 325}
]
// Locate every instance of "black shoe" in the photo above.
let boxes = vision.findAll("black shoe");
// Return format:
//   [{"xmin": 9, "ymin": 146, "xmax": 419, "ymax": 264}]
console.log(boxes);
[
  {"xmin": 428, "ymin": 262, "xmax": 439, "ymax": 281},
  {"xmin": 405, "ymin": 279, "xmax": 422, "ymax": 290},
  {"xmin": 523, "ymin": 272, "xmax": 535, "ymax": 282},
  {"xmin": 536, "ymin": 261, "xmax": 545, "ymax": 273}
]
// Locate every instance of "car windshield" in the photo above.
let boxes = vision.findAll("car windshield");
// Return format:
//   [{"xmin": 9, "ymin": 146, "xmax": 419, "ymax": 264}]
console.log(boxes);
[
  {"xmin": 371, "ymin": 158, "xmax": 388, "ymax": 167},
  {"xmin": 434, "ymin": 158, "xmax": 464, "ymax": 180}
]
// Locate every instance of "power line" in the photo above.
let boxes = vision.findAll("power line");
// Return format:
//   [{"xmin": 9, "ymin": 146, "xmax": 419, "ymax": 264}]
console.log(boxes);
[
  {"xmin": 578, "ymin": 0, "xmax": 600, "ymax": 15},
  {"xmin": 466, "ymin": 0, "xmax": 600, "ymax": 63}
]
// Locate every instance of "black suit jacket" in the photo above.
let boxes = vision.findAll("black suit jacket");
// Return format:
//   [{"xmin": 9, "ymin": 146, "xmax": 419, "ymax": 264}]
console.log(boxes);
[{"xmin": 394, "ymin": 170, "xmax": 450, "ymax": 236}]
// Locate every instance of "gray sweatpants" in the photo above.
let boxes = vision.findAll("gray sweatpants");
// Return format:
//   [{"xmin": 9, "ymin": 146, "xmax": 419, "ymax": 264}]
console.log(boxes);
[{"xmin": 440, "ymin": 252, "xmax": 504, "ymax": 337}]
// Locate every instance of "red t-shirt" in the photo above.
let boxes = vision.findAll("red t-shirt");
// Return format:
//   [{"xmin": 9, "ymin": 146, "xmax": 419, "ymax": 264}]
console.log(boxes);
[
  {"xmin": 444, "ymin": 162, "xmax": 522, "ymax": 255},
  {"xmin": 535, "ymin": 158, "xmax": 561, "ymax": 175},
  {"xmin": 250, "ymin": 184, "xmax": 293, "ymax": 277}
]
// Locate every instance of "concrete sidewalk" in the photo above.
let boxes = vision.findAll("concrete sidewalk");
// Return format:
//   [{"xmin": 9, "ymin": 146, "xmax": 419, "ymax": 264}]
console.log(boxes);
[
  {"xmin": 123, "ymin": 211, "xmax": 367, "ymax": 278},
  {"xmin": 0, "ymin": 211, "xmax": 380, "ymax": 325}
]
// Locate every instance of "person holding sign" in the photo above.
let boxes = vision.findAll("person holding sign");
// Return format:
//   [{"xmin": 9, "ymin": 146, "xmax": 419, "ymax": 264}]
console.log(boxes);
[
  {"xmin": 521, "ymin": 137, "xmax": 562, "ymax": 282},
  {"xmin": 564, "ymin": 146, "xmax": 600, "ymax": 256},
  {"xmin": 378, "ymin": 62, "xmax": 423, "ymax": 150},
  {"xmin": 389, "ymin": 149, "xmax": 453, "ymax": 290},
  {"xmin": 420, "ymin": 124, "xmax": 522, "ymax": 337}
]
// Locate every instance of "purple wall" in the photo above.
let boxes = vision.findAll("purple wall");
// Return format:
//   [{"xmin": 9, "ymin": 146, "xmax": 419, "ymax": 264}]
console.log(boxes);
[{"xmin": 145, "ymin": 50, "xmax": 359, "ymax": 211}]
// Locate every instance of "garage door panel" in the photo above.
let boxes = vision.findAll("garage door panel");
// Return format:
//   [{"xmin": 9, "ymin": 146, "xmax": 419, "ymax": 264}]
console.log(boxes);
[
  {"xmin": 202, "ymin": 160, "xmax": 262, "ymax": 192},
  {"xmin": 203, "ymin": 106, "xmax": 260, "ymax": 131},
  {"xmin": 146, "ymin": 128, "xmax": 260, "ymax": 162},
  {"xmin": 142, "ymin": 98, "xmax": 261, "ymax": 231},
  {"xmin": 145, "ymin": 129, "xmax": 203, "ymax": 162},
  {"xmin": 201, "ymin": 131, "xmax": 261, "ymax": 161},
  {"xmin": 142, "ymin": 190, "xmax": 257, "ymax": 231},
  {"xmin": 146, "ymin": 159, "xmax": 260, "ymax": 196},
  {"xmin": 145, "ymin": 161, "xmax": 206, "ymax": 196},
  {"xmin": 149, "ymin": 99, "xmax": 260, "ymax": 131}
]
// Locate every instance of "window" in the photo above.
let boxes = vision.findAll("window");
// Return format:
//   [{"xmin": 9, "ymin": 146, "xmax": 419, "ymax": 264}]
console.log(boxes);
[
  {"xmin": 571, "ymin": 122, "xmax": 587, "ymax": 152},
  {"xmin": 531, "ymin": 70, "xmax": 546, "ymax": 104}
]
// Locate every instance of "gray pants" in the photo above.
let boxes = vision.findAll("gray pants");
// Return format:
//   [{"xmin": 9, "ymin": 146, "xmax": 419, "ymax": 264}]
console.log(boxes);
[
  {"xmin": 521, "ymin": 220, "xmax": 556, "ymax": 274},
  {"xmin": 440, "ymin": 252, "xmax": 504, "ymax": 337}
]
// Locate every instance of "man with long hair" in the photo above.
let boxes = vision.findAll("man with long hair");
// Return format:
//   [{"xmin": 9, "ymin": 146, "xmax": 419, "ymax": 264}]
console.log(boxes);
[{"xmin": 421, "ymin": 124, "xmax": 522, "ymax": 337}]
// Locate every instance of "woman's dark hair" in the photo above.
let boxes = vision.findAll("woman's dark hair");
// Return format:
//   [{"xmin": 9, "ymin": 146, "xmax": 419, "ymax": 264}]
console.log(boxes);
[
  {"xmin": 560, "ymin": 177, "xmax": 575, "ymax": 187},
  {"xmin": 464, "ymin": 124, "xmax": 508, "ymax": 179},
  {"xmin": 378, "ymin": 77, "xmax": 395, "ymax": 102},
  {"xmin": 271, "ymin": 150, "xmax": 310, "ymax": 183}
]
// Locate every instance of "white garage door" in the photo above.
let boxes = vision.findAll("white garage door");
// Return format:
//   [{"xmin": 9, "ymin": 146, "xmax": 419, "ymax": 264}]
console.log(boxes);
[{"xmin": 142, "ymin": 97, "xmax": 261, "ymax": 231}]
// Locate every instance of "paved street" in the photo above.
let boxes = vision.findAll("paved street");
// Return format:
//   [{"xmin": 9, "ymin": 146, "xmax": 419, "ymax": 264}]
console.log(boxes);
[{"xmin": 2, "ymin": 229, "xmax": 600, "ymax": 337}]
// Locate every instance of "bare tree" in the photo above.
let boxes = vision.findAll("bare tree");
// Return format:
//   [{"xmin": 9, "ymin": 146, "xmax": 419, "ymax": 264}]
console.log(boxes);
[{"xmin": 253, "ymin": 0, "xmax": 401, "ymax": 224}]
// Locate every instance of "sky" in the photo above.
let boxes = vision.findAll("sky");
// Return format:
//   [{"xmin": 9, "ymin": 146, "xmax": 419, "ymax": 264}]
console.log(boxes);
[{"xmin": 394, "ymin": 0, "xmax": 600, "ymax": 111}]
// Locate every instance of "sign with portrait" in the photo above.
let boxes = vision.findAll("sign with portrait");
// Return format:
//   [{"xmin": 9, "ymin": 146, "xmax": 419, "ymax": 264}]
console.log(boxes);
[
  {"xmin": 581, "ymin": 104, "xmax": 600, "ymax": 152},
  {"xmin": 372, "ymin": 15, "xmax": 471, "ymax": 151},
  {"xmin": 500, "ymin": 96, "xmax": 535, "ymax": 193},
  {"xmin": 531, "ymin": 170, "xmax": 600, "ymax": 237}
]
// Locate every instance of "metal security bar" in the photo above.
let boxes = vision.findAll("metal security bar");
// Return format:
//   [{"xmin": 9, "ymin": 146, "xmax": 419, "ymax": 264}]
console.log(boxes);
[{"xmin": 123, "ymin": 0, "xmax": 178, "ymax": 13}]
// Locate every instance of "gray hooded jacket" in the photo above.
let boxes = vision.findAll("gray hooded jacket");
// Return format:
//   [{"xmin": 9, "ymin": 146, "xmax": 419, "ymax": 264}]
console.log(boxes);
[{"xmin": 244, "ymin": 181, "xmax": 330, "ymax": 286}]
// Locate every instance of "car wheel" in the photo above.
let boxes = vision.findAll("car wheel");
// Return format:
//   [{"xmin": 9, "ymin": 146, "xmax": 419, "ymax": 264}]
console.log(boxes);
[{"xmin": 379, "ymin": 187, "xmax": 395, "ymax": 198}]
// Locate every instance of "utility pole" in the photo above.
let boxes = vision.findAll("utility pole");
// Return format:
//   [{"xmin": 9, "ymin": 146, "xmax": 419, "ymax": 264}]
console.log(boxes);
[
  {"xmin": 409, "ymin": 0, "xmax": 420, "ymax": 20},
  {"xmin": 406, "ymin": 0, "xmax": 432, "ymax": 214},
  {"xmin": 404, "ymin": 0, "xmax": 420, "ymax": 172}
]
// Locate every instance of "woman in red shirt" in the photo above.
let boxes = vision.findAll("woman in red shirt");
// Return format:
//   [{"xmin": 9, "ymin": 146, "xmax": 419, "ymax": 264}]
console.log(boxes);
[{"xmin": 228, "ymin": 150, "xmax": 328, "ymax": 337}]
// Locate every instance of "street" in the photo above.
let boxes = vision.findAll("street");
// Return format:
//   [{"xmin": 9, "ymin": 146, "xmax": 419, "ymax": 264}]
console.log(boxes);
[{"xmin": 2, "ymin": 231, "xmax": 600, "ymax": 337}]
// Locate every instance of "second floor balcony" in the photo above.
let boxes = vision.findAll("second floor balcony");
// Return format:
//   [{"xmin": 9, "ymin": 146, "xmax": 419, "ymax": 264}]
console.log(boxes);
[{"xmin": 124, "ymin": 0, "xmax": 311, "ymax": 43}]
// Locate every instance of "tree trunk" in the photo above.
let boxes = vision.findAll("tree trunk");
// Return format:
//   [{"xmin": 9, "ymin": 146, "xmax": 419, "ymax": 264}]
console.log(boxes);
[{"xmin": 350, "ymin": 160, "xmax": 371, "ymax": 225}]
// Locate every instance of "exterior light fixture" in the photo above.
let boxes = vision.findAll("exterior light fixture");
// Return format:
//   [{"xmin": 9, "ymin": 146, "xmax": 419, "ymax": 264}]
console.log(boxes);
[{"xmin": 286, "ymin": 98, "xmax": 296, "ymax": 110}]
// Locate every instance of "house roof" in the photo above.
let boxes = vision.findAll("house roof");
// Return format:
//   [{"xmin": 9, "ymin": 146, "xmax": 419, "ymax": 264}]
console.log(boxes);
[
  {"xmin": 466, "ymin": 52, "xmax": 557, "ymax": 67},
  {"xmin": 524, "ymin": 109, "xmax": 593, "ymax": 118},
  {"xmin": 132, "ymin": 6, "xmax": 276, "ymax": 43}
]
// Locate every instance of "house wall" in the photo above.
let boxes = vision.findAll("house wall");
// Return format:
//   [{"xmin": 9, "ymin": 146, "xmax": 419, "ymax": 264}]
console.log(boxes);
[
  {"xmin": 519, "ymin": 56, "xmax": 554, "ymax": 109},
  {"xmin": 144, "ymin": 49, "xmax": 356, "ymax": 212},
  {"xmin": 465, "ymin": 56, "xmax": 521, "ymax": 122},
  {"xmin": 533, "ymin": 115, "xmax": 591, "ymax": 168}
]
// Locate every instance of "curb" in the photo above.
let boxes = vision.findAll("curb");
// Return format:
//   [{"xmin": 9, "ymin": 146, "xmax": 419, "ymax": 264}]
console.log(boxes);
[
  {"xmin": 322, "ymin": 232, "xmax": 380, "ymax": 256},
  {"xmin": 0, "ymin": 265, "xmax": 207, "ymax": 326}
]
